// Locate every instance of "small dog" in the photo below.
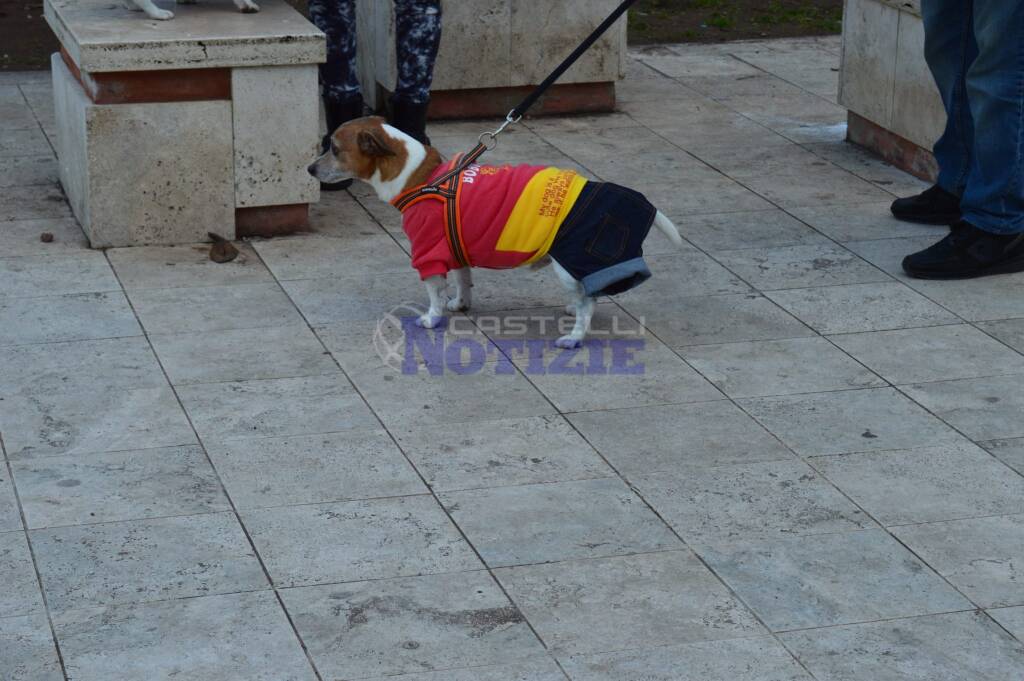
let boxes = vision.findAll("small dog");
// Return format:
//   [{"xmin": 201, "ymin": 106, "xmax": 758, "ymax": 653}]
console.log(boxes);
[
  {"xmin": 126, "ymin": 0, "xmax": 258, "ymax": 21},
  {"xmin": 308, "ymin": 116, "xmax": 683, "ymax": 348}
]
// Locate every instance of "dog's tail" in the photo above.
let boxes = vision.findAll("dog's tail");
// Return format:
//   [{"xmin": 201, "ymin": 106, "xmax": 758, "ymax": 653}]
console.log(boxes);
[{"xmin": 653, "ymin": 210, "xmax": 684, "ymax": 248}]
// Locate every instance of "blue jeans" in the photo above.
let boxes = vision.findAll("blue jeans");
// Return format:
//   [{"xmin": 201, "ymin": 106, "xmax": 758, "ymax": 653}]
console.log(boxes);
[{"xmin": 923, "ymin": 0, "xmax": 1024, "ymax": 234}]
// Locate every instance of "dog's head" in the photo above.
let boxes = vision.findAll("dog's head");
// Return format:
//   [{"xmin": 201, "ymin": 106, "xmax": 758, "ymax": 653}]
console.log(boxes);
[{"xmin": 308, "ymin": 116, "xmax": 442, "ymax": 197}]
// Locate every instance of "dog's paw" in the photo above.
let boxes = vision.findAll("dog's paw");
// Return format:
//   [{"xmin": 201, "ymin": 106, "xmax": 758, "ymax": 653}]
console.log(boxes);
[
  {"xmin": 555, "ymin": 335, "xmax": 583, "ymax": 349},
  {"xmin": 234, "ymin": 0, "xmax": 259, "ymax": 11},
  {"xmin": 446, "ymin": 298, "xmax": 470, "ymax": 312},
  {"xmin": 148, "ymin": 7, "xmax": 175, "ymax": 19},
  {"xmin": 416, "ymin": 314, "xmax": 443, "ymax": 329}
]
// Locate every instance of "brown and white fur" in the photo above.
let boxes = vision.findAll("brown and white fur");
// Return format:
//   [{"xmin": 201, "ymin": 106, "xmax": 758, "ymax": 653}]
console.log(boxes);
[
  {"xmin": 125, "ymin": 0, "xmax": 258, "ymax": 21},
  {"xmin": 308, "ymin": 116, "xmax": 683, "ymax": 348}
]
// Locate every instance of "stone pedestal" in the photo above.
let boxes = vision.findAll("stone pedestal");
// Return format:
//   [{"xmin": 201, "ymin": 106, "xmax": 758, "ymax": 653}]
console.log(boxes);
[
  {"xmin": 45, "ymin": 0, "xmax": 324, "ymax": 247},
  {"xmin": 839, "ymin": 0, "xmax": 944, "ymax": 181},
  {"xmin": 356, "ymin": 1, "xmax": 627, "ymax": 119}
]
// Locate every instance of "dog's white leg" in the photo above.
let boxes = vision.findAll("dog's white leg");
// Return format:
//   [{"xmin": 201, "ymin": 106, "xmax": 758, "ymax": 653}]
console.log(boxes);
[
  {"xmin": 233, "ymin": 0, "xmax": 260, "ymax": 12},
  {"xmin": 551, "ymin": 260, "xmax": 594, "ymax": 348},
  {"xmin": 125, "ymin": 0, "xmax": 174, "ymax": 19},
  {"xmin": 446, "ymin": 268, "xmax": 472, "ymax": 312},
  {"xmin": 416, "ymin": 275, "xmax": 448, "ymax": 329}
]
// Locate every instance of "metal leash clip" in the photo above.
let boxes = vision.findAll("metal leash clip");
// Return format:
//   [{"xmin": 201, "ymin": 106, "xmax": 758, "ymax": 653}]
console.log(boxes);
[{"xmin": 478, "ymin": 110, "xmax": 523, "ymax": 150}]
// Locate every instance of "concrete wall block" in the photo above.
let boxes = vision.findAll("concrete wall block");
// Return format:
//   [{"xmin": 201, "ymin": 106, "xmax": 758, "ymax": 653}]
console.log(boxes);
[
  {"xmin": 232, "ymin": 65, "xmax": 319, "ymax": 208},
  {"xmin": 891, "ymin": 10, "xmax": 945, "ymax": 150},
  {"xmin": 84, "ymin": 99, "xmax": 234, "ymax": 247},
  {"xmin": 52, "ymin": 54, "xmax": 91, "ymax": 230},
  {"xmin": 839, "ymin": 0, "xmax": 900, "ymax": 127}
]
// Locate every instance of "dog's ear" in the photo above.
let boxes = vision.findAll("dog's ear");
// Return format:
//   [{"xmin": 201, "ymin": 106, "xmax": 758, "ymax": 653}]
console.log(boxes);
[{"xmin": 357, "ymin": 130, "xmax": 396, "ymax": 157}]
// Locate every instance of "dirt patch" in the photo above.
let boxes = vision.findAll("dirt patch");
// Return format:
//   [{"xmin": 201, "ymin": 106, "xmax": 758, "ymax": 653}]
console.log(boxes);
[{"xmin": 629, "ymin": 0, "xmax": 843, "ymax": 45}]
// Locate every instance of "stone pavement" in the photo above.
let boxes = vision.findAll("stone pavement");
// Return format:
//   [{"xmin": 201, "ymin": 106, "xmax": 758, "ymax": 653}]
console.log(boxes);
[{"xmin": 3, "ymin": 36, "xmax": 1024, "ymax": 680}]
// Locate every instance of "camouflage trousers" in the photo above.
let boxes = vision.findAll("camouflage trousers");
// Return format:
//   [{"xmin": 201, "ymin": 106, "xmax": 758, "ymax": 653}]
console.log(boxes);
[{"xmin": 307, "ymin": 0, "xmax": 442, "ymax": 105}]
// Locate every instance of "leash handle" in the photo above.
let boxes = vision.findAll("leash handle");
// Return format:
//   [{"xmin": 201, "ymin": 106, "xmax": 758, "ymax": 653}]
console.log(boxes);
[{"xmin": 509, "ymin": 0, "xmax": 638, "ymax": 121}]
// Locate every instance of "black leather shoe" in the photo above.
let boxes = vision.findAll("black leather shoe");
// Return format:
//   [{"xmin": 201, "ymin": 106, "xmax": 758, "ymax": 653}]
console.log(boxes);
[
  {"xmin": 902, "ymin": 221, "xmax": 1024, "ymax": 279},
  {"xmin": 891, "ymin": 185, "xmax": 961, "ymax": 225},
  {"xmin": 320, "ymin": 95, "xmax": 365, "ymax": 192}
]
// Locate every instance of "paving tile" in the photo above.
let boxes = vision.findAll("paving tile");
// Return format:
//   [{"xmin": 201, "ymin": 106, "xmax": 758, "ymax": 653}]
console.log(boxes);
[
  {"xmin": 32, "ymin": 512, "xmax": 267, "ymax": 612},
  {"xmin": 351, "ymin": 363, "xmax": 555, "ymax": 428},
  {"xmin": 0, "ymin": 126, "xmax": 50, "ymax": 157},
  {"xmin": 0, "ymin": 252, "xmax": 119, "ymax": 299},
  {"xmin": 281, "ymin": 571, "xmax": 545, "ymax": 679},
  {"xmin": 787, "ymin": 202, "xmax": 940, "ymax": 242},
  {"xmin": 392, "ymin": 415, "xmax": 611, "ymax": 492},
  {"xmin": 150, "ymin": 324, "xmax": 337, "ymax": 385},
  {"xmin": 902, "ymin": 375, "xmax": 1024, "ymax": 441},
  {"xmin": 441, "ymin": 478, "xmax": 679, "ymax": 567},
  {"xmin": 178, "ymin": 374, "xmax": 378, "ymax": 442},
  {"xmin": 622, "ymin": 293, "xmax": 814, "ymax": 348},
  {"xmin": 127, "ymin": 282, "xmax": 304, "ymax": 335},
  {"xmin": 568, "ymin": 400, "xmax": 794, "ymax": 473},
  {"xmin": 11, "ymin": 445, "xmax": 230, "ymax": 529},
  {"xmin": 307, "ymin": 186, "xmax": 392, "ymax": 235},
  {"xmin": 672, "ymin": 209, "xmax": 831, "ymax": 252},
  {"xmin": 54, "ymin": 591, "xmax": 316, "ymax": 681},
  {"xmin": 559, "ymin": 636, "xmax": 812, "ymax": 681},
  {"xmin": 0, "ymin": 385, "xmax": 197, "ymax": 459},
  {"xmin": 242, "ymin": 496, "xmax": 481, "ymax": 587},
  {"xmin": 0, "ymin": 466, "xmax": 22, "ymax": 532},
  {"xmin": 989, "ymin": 606, "xmax": 1024, "ymax": 641},
  {"xmin": 700, "ymin": 530, "xmax": 971, "ymax": 631},
  {"xmin": 466, "ymin": 264, "xmax": 608, "ymax": 313},
  {"xmin": 812, "ymin": 442, "xmax": 1024, "ymax": 526},
  {"xmin": 619, "ymin": 251, "xmax": 754, "ymax": 306},
  {"xmin": 904, "ymin": 273, "xmax": 1024, "ymax": 323},
  {"xmin": 283, "ymin": 271, "xmax": 434, "ymax": 324},
  {"xmin": 714, "ymin": 244, "xmax": 889, "ymax": 291},
  {"xmin": 0, "ymin": 336, "xmax": 164, "ymax": 395},
  {"xmin": 780, "ymin": 611, "xmax": 1024, "ymax": 681},
  {"xmin": 508, "ymin": 338, "xmax": 722, "ymax": 413},
  {"xmin": 976, "ymin": 317, "xmax": 1024, "ymax": 353},
  {"xmin": 205, "ymin": 429, "xmax": 426, "ymax": 509},
  {"xmin": 0, "ymin": 184, "xmax": 70, "ymax": 221},
  {"xmin": 803, "ymin": 142, "xmax": 932, "ymax": 198},
  {"xmin": 740, "ymin": 387, "xmax": 964, "ymax": 457},
  {"xmin": 252, "ymin": 232, "xmax": 410, "ymax": 279},
  {"xmin": 0, "ymin": 531, "xmax": 44, "ymax": 617},
  {"xmin": 681, "ymin": 336, "xmax": 884, "ymax": 398},
  {"xmin": 0, "ymin": 155, "xmax": 59, "ymax": 187},
  {"xmin": 0, "ymin": 217, "xmax": 88, "ymax": 256},
  {"xmin": 980, "ymin": 438, "xmax": 1024, "ymax": 476},
  {"xmin": 843, "ymin": 234, "xmax": 941, "ymax": 278},
  {"xmin": 0, "ymin": 614, "xmax": 64, "ymax": 681},
  {"xmin": 893, "ymin": 515, "xmax": 1024, "ymax": 608},
  {"xmin": 495, "ymin": 551, "xmax": 764, "ymax": 655},
  {"xmin": 830, "ymin": 324, "xmax": 1024, "ymax": 384},
  {"xmin": 107, "ymin": 243, "xmax": 273, "ymax": 290},
  {"xmin": 634, "ymin": 459, "xmax": 873, "ymax": 543},
  {"xmin": 0, "ymin": 291, "xmax": 141, "ymax": 346},
  {"xmin": 358, "ymin": 658, "xmax": 566, "ymax": 681},
  {"xmin": 766, "ymin": 281, "xmax": 959, "ymax": 334}
]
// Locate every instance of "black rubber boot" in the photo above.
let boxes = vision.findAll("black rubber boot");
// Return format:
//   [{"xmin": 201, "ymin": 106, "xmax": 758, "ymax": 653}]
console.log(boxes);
[
  {"xmin": 388, "ymin": 97, "xmax": 431, "ymax": 146},
  {"xmin": 320, "ymin": 94, "xmax": 365, "ymax": 192},
  {"xmin": 890, "ymin": 185, "xmax": 962, "ymax": 225}
]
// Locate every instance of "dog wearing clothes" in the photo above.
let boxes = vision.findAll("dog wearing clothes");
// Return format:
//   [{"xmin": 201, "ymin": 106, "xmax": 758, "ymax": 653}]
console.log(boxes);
[{"xmin": 308, "ymin": 116, "xmax": 684, "ymax": 348}]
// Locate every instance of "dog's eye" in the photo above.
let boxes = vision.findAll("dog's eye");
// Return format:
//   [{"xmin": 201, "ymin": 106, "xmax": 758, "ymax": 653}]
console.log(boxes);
[{"xmin": 331, "ymin": 143, "xmax": 340, "ymax": 155}]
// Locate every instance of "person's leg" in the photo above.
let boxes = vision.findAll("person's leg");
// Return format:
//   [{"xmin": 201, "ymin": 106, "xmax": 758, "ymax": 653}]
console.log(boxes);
[
  {"xmin": 923, "ymin": 0, "xmax": 979, "ymax": 197},
  {"xmin": 902, "ymin": 0, "xmax": 1024, "ymax": 279},
  {"xmin": 308, "ymin": 0, "xmax": 363, "ymax": 136},
  {"xmin": 891, "ymin": 0, "xmax": 976, "ymax": 224},
  {"xmin": 959, "ymin": 0, "xmax": 1024, "ymax": 234},
  {"xmin": 390, "ymin": 0, "xmax": 442, "ymax": 144}
]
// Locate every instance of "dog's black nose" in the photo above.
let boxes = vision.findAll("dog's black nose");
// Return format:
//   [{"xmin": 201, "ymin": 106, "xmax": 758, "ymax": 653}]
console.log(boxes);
[{"xmin": 307, "ymin": 163, "xmax": 317, "ymax": 177}]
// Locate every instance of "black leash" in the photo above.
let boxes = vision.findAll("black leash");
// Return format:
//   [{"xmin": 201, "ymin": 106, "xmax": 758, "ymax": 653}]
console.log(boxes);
[{"xmin": 445, "ymin": 0, "xmax": 638, "ymax": 178}]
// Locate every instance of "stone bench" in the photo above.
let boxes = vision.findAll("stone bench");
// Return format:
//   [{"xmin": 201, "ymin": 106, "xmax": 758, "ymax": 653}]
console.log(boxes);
[{"xmin": 45, "ymin": 0, "xmax": 324, "ymax": 247}]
